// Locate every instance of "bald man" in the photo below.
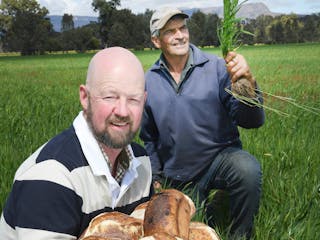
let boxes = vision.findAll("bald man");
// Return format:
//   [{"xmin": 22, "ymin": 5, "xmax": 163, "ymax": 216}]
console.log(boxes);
[{"xmin": 0, "ymin": 47, "xmax": 153, "ymax": 240}]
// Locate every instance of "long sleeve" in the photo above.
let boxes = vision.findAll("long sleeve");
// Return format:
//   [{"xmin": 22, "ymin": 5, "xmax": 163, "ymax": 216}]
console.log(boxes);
[
  {"xmin": 219, "ymin": 66, "xmax": 265, "ymax": 129},
  {"xmin": 234, "ymin": 87, "xmax": 265, "ymax": 128}
]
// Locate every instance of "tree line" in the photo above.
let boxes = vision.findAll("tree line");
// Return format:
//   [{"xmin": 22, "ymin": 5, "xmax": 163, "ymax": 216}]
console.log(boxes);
[{"xmin": 0, "ymin": 0, "xmax": 319, "ymax": 55}]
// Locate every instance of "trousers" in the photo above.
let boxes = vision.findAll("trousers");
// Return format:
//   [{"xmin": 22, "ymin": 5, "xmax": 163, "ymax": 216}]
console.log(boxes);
[{"xmin": 169, "ymin": 147, "xmax": 262, "ymax": 239}]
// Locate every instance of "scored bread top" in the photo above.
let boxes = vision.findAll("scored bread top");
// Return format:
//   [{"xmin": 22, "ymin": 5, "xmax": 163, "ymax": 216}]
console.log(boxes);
[{"xmin": 79, "ymin": 211, "xmax": 143, "ymax": 240}]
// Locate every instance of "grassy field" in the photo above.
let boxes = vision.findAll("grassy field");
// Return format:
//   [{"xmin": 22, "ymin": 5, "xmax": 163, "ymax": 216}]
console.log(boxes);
[{"xmin": 1, "ymin": 43, "xmax": 320, "ymax": 239}]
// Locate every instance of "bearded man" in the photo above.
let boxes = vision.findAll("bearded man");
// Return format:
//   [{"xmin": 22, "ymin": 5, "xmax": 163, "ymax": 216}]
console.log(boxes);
[{"xmin": 0, "ymin": 47, "xmax": 153, "ymax": 240}]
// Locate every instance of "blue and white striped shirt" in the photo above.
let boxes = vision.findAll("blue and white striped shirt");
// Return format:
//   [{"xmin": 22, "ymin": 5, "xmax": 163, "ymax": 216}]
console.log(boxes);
[{"xmin": 0, "ymin": 112, "xmax": 153, "ymax": 240}]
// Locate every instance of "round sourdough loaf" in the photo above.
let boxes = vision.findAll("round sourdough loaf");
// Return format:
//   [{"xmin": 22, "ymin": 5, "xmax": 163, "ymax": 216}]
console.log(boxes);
[{"xmin": 78, "ymin": 211, "xmax": 143, "ymax": 240}]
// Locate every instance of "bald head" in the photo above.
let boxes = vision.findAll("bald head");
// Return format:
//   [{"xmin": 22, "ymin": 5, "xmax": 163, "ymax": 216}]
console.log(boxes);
[
  {"xmin": 79, "ymin": 47, "xmax": 147, "ymax": 150},
  {"xmin": 86, "ymin": 47, "xmax": 145, "ymax": 94}
]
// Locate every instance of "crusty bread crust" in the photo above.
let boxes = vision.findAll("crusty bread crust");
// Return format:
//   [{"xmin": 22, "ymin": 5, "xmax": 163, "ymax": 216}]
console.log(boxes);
[
  {"xmin": 189, "ymin": 222, "xmax": 220, "ymax": 240},
  {"xmin": 143, "ymin": 189, "xmax": 195, "ymax": 239},
  {"xmin": 81, "ymin": 236, "xmax": 123, "ymax": 240},
  {"xmin": 130, "ymin": 201, "xmax": 149, "ymax": 220},
  {"xmin": 140, "ymin": 232, "xmax": 183, "ymax": 240},
  {"xmin": 79, "ymin": 212, "xmax": 143, "ymax": 240}
]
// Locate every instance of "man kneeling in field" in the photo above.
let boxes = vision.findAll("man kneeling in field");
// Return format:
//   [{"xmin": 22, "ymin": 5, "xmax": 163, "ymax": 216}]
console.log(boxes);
[{"xmin": 140, "ymin": 6, "xmax": 265, "ymax": 239}]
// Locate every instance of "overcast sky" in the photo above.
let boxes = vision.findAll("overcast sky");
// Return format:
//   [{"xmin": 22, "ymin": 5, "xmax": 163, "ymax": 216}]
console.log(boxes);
[{"xmin": 37, "ymin": 0, "xmax": 320, "ymax": 16}]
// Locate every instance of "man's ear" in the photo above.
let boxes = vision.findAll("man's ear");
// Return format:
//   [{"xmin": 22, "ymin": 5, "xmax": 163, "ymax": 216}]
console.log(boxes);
[
  {"xmin": 79, "ymin": 84, "xmax": 89, "ymax": 111},
  {"xmin": 151, "ymin": 36, "xmax": 161, "ymax": 49}
]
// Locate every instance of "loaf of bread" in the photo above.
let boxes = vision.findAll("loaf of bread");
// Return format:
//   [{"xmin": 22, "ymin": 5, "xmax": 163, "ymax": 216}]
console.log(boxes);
[
  {"xmin": 78, "ymin": 211, "xmax": 143, "ymax": 240},
  {"xmin": 189, "ymin": 222, "xmax": 220, "ymax": 240},
  {"xmin": 143, "ymin": 189, "xmax": 196, "ymax": 239}
]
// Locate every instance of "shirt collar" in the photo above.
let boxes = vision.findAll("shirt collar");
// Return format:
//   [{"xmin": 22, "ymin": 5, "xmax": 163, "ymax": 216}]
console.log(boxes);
[
  {"xmin": 72, "ymin": 112, "xmax": 140, "ymax": 179},
  {"xmin": 73, "ymin": 112, "xmax": 142, "ymax": 208},
  {"xmin": 98, "ymin": 143, "xmax": 132, "ymax": 184},
  {"xmin": 159, "ymin": 47, "xmax": 194, "ymax": 90}
]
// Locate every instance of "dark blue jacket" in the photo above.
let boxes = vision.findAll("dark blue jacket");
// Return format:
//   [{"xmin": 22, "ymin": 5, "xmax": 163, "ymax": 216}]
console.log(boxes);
[{"xmin": 140, "ymin": 44, "xmax": 265, "ymax": 182}]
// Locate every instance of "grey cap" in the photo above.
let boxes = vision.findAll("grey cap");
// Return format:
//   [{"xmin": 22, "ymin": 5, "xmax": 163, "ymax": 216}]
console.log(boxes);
[{"xmin": 150, "ymin": 6, "xmax": 189, "ymax": 36}]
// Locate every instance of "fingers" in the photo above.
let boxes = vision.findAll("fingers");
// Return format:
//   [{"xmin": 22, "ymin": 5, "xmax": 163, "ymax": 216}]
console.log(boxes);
[
  {"xmin": 153, "ymin": 181, "xmax": 162, "ymax": 192},
  {"xmin": 226, "ymin": 55, "xmax": 243, "ymax": 83},
  {"xmin": 225, "ymin": 51, "xmax": 237, "ymax": 64},
  {"xmin": 226, "ymin": 53, "xmax": 253, "ymax": 83}
]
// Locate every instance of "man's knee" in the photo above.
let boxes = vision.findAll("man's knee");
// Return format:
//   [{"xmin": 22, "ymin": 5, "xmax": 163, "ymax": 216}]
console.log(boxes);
[{"xmin": 226, "ymin": 149, "xmax": 262, "ymax": 189}]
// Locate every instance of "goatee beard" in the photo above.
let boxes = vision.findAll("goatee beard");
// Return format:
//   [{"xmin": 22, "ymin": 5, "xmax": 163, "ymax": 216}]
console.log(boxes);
[
  {"xmin": 96, "ymin": 118, "xmax": 136, "ymax": 149},
  {"xmin": 86, "ymin": 100, "xmax": 136, "ymax": 149}
]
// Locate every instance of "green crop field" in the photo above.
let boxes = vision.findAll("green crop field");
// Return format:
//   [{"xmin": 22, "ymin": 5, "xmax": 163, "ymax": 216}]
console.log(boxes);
[{"xmin": 1, "ymin": 43, "xmax": 319, "ymax": 239}]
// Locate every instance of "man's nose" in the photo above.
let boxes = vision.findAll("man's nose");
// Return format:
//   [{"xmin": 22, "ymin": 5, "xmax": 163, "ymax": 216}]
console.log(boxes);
[
  {"xmin": 174, "ymin": 29, "xmax": 184, "ymax": 38},
  {"xmin": 114, "ymin": 98, "xmax": 129, "ymax": 117}
]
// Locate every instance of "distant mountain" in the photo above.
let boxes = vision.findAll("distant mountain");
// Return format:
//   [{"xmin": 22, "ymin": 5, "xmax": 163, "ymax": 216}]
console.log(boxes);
[
  {"xmin": 183, "ymin": 2, "xmax": 281, "ymax": 19},
  {"xmin": 48, "ymin": 2, "xmax": 286, "ymax": 32},
  {"xmin": 48, "ymin": 15, "xmax": 98, "ymax": 32},
  {"xmin": 237, "ymin": 2, "xmax": 280, "ymax": 18}
]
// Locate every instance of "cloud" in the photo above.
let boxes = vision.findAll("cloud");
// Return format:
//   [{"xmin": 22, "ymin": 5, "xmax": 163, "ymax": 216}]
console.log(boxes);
[
  {"xmin": 120, "ymin": 0, "xmax": 223, "ymax": 13},
  {"xmin": 38, "ymin": 0, "xmax": 97, "ymax": 16},
  {"xmin": 38, "ymin": 0, "xmax": 68, "ymax": 15},
  {"xmin": 37, "ymin": 0, "xmax": 319, "ymax": 16}
]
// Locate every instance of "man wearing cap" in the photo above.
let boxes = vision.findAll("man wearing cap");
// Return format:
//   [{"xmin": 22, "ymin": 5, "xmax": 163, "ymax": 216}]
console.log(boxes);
[{"xmin": 140, "ymin": 6, "xmax": 265, "ymax": 239}]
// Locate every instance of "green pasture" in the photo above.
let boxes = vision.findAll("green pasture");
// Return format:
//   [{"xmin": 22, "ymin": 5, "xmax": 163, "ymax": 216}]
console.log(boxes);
[{"xmin": 1, "ymin": 43, "xmax": 319, "ymax": 239}]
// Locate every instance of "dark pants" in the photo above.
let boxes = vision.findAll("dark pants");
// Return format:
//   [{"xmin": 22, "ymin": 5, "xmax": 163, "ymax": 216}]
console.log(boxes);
[{"xmin": 170, "ymin": 147, "xmax": 262, "ymax": 239}]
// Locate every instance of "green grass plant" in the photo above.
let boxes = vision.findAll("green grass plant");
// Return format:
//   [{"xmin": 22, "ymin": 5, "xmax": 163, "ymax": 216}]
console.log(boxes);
[
  {"xmin": 1, "ymin": 43, "xmax": 319, "ymax": 239},
  {"xmin": 218, "ymin": 0, "xmax": 252, "ymax": 58}
]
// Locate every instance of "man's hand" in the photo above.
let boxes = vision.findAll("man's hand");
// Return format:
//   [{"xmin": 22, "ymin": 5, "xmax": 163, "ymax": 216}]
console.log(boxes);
[
  {"xmin": 153, "ymin": 181, "xmax": 162, "ymax": 193},
  {"xmin": 225, "ymin": 51, "xmax": 257, "ymax": 97},
  {"xmin": 225, "ymin": 51, "xmax": 255, "ymax": 85}
]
